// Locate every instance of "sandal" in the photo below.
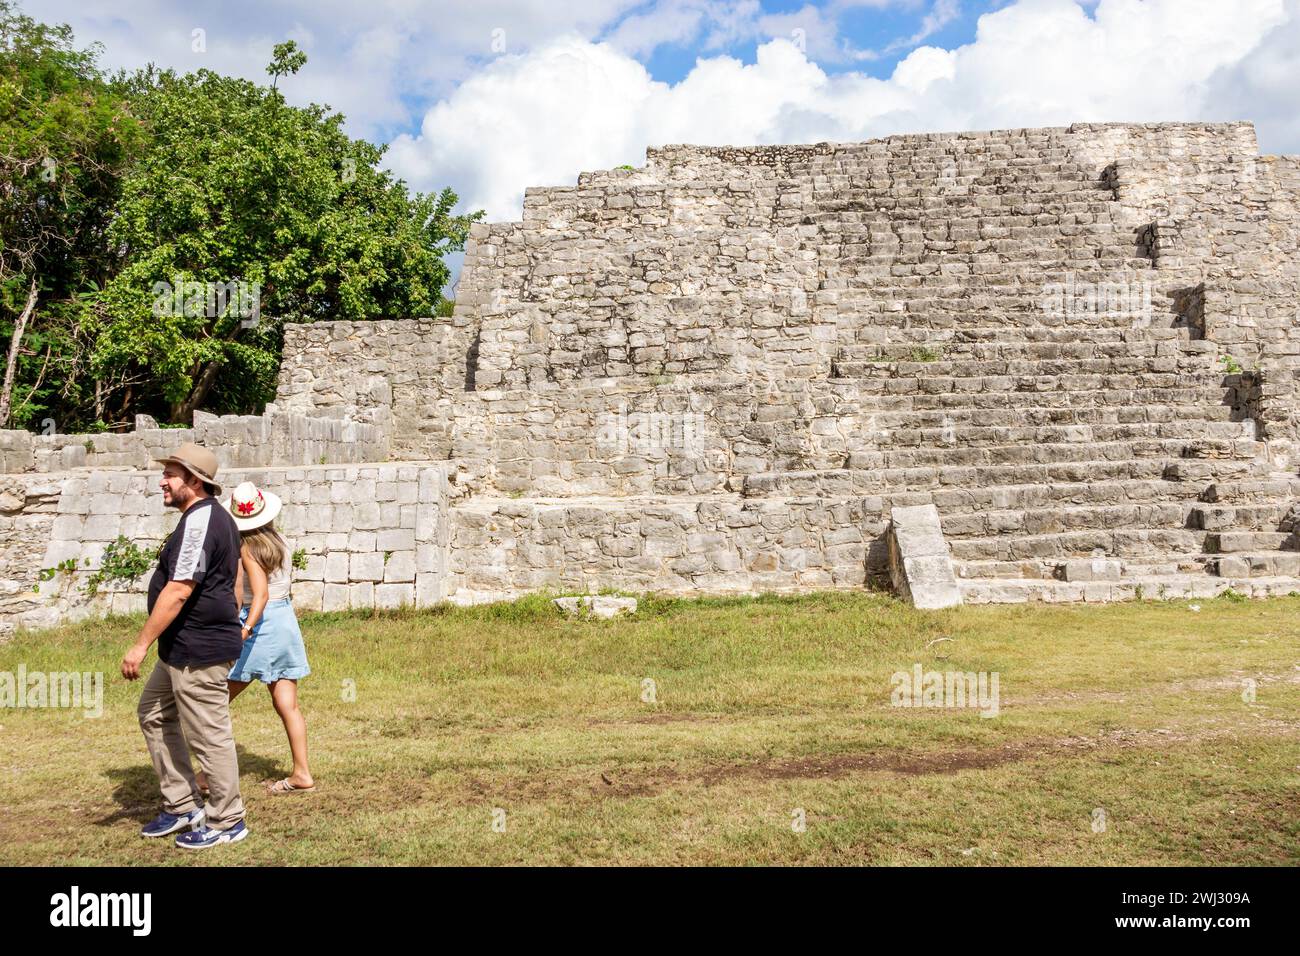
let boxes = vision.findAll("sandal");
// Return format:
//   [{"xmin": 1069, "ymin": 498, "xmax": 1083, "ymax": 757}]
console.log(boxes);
[{"xmin": 267, "ymin": 777, "xmax": 316, "ymax": 795}]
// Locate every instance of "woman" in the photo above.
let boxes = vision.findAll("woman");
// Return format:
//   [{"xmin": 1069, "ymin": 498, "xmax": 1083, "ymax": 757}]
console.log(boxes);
[{"xmin": 197, "ymin": 481, "xmax": 315, "ymax": 796}]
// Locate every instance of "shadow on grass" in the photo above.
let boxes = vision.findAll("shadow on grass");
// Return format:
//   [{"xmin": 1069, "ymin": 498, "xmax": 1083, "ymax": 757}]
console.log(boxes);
[{"xmin": 96, "ymin": 744, "xmax": 281, "ymax": 826}]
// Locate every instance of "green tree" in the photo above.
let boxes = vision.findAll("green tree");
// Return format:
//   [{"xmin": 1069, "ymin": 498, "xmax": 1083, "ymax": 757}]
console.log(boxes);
[
  {"xmin": 96, "ymin": 41, "xmax": 482, "ymax": 423},
  {"xmin": 0, "ymin": 1, "xmax": 142, "ymax": 427}
]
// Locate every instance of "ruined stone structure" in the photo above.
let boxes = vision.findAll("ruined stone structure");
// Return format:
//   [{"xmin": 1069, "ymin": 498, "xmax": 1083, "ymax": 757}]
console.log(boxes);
[{"xmin": 3, "ymin": 121, "xmax": 1299, "ymax": 630}]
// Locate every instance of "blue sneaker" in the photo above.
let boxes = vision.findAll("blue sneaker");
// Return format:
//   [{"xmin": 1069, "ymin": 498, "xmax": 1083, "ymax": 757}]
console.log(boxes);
[
  {"xmin": 141, "ymin": 808, "xmax": 205, "ymax": 838},
  {"xmin": 175, "ymin": 820, "xmax": 249, "ymax": 850}
]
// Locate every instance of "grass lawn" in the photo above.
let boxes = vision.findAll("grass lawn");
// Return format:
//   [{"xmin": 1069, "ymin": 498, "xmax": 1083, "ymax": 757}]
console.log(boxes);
[{"xmin": 1, "ymin": 590, "xmax": 1297, "ymax": 866}]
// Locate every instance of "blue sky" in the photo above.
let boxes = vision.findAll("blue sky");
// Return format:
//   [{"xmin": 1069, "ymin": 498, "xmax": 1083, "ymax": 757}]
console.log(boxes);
[{"xmin": 636, "ymin": 1, "xmax": 980, "ymax": 87}]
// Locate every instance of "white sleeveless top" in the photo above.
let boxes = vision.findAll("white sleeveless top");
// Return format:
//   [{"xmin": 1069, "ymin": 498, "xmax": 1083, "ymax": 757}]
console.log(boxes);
[{"xmin": 241, "ymin": 544, "xmax": 292, "ymax": 606}]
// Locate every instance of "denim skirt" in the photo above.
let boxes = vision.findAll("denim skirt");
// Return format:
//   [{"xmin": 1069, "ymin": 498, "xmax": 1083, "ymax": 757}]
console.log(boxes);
[{"xmin": 229, "ymin": 599, "xmax": 311, "ymax": 683}]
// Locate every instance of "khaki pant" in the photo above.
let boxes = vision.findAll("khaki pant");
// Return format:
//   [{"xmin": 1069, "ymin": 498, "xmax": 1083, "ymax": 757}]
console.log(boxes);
[{"xmin": 137, "ymin": 659, "xmax": 244, "ymax": 830}]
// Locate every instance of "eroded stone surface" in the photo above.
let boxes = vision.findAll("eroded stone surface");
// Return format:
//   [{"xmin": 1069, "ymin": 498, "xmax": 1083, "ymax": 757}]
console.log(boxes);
[{"xmin": 887, "ymin": 505, "xmax": 963, "ymax": 609}]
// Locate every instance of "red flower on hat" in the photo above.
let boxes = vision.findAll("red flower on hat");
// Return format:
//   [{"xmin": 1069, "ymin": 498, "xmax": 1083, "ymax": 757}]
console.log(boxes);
[{"xmin": 235, "ymin": 491, "xmax": 263, "ymax": 515}]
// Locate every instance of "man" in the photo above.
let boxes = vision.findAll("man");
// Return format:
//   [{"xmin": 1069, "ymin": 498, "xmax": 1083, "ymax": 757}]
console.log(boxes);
[{"xmin": 120, "ymin": 442, "xmax": 249, "ymax": 849}]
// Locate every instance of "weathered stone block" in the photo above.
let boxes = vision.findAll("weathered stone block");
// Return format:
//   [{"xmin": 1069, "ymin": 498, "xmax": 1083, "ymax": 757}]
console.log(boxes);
[
  {"xmin": 349, "ymin": 551, "xmax": 384, "ymax": 582},
  {"xmin": 887, "ymin": 505, "xmax": 963, "ymax": 610},
  {"xmin": 375, "ymin": 583, "xmax": 414, "ymax": 609},
  {"xmin": 383, "ymin": 550, "xmax": 416, "ymax": 583},
  {"xmin": 553, "ymin": 595, "xmax": 637, "ymax": 619}
]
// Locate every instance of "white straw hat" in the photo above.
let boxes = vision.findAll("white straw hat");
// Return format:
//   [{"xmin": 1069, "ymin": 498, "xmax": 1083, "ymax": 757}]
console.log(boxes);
[{"xmin": 223, "ymin": 481, "xmax": 282, "ymax": 531}]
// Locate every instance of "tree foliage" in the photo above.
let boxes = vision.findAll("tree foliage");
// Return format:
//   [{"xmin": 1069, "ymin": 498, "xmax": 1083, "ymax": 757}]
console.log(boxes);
[
  {"xmin": 0, "ymin": 10, "xmax": 481, "ymax": 429},
  {"xmin": 0, "ymin": 1, "xmax": 142, "ymax": 428}
]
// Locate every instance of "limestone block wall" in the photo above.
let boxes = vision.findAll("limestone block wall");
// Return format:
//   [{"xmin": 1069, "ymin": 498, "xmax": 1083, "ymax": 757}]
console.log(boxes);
[
  {"xmin": 1094, "ymin": 138, "xmax": 1300, "ymax": 451},
  {"xmin": 10, "ymin": 463, "xmax": 451, "ymax": 629},
  {"xmin": 0, "ymin": 473, "xmax": 63, "ymax": 626},
  {"xmin": 275, "ymin": 319, "xmax": 470, "ymax": 460},
  {"xmin": 0, "ymin": 408, "xmax": 388, "ymax": 475},
  {"xmin": 470, "ymin": 146, "xmax": 832, "ymax": 390},
  {"xmin": 447, "ymin": 376, "xmax": 951, "ymax": 499},
  {"xmin": 447, "ymin": 494, "xmax": 886, "ymax": 603}
]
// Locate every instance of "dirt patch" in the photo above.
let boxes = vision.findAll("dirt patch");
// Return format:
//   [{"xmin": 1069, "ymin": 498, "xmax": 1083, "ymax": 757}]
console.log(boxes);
[
  {"xmin": 453, "ymin": 718, "xmax": 1300, "ymax": 805},
  {"xmin": 998, "ymin": 669, "xmax": 1300, "ymax": 708},
  {"xmin": 586, "ymin": 712, "xmax": 728, "ymax": 727}
]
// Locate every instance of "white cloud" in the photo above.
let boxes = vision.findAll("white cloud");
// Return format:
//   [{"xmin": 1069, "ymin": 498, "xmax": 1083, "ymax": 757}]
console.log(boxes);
[
  {"xmin": 890, "ymin": 44, "xmax": 956, "ymax": 92},
  {"xmin": 29, "ymin": 0, "xmax": 646, "ymax": 139},
  {"xmin": 757, "ymin": 3, "xmax": 880, "ymax": 63},
  {"xmin": 32, "ymin": 0, "xmax": 947, "ymax": 141},
  {"xmin": 390, "ymin": 0, "xmax": 1295, "ymax": 229},
  {"xmin": 603, "ymin": 0, "xmax": 769, "ymax": 57},
  {"xmin": 1203, "ymin": 0, "xmax": 1300, "ymax": 155},
  {"xmin": 884, "ymin": 0, "xmax": 961, "ymax": 53}
]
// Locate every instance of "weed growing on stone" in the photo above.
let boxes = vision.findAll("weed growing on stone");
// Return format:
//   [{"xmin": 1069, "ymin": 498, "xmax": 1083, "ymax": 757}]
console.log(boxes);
[{"xmin": 83, "ymin": 536, "xmax": 160, "ymax": 598}]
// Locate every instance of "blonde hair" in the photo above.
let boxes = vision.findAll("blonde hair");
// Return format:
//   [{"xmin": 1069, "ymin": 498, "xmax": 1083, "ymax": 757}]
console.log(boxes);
[{"xmin": 242, "ymin": 523, "xmax": 288, "ymax": 577}]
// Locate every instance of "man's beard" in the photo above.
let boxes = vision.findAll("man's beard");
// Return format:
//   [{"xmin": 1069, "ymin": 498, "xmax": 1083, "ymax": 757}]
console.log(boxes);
[{"xmin": 165, "ymin": 485, "xmax": 195, "ymax": 510}]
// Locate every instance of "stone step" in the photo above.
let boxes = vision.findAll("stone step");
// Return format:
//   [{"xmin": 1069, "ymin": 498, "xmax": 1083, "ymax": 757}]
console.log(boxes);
[
  {"xmin": 848, "ymin": 327, "xmax": 1192, "ymax": 345},
  {"xmin": 839, "ymin": 386, "xmax": 1242, "ymax": 412},
  {"xmin": 823, "ymin": 178, "xmax": 1112, "ymax": 193},
  {"xmin": 958, "ymin": 574, "xmax": 1300, "ymax": 604},
  {"xmin": 837, "ymin": 369, "xmax": 1232, "ymax": 392},
  {"xmin": 1205, "ymin": 531, "xmax": 1295, "ymax": 553},
  {"xmin": 1161, "ymin": 459, "xmax": 1273, "ymax": 483},
  {"xmin": 828, "ymin": 302, "xmax": 1165, "ymax": 322},
  {"xmin": 828, "ymin": 310, "xmax": 1174, "ymax": 331},
  {"xmin": 1212, "ymin": 551, "xmax": 1300, "ymax": 578},
  {"xmin": 940, "ymin": 502, "xmax": 1206, "ymax": 539},
  {"xmin": 747, "ymin": 475, "xmax": 1236, "ymax": 510},
  {"xmin": 833, "ymin": 237, "xmax": 1135, "ymax": 259},
  {"xmin": 1189, "ymin": 501, "xmax": 1297, "ymax": 532},
  {"xmin": 947, "ymin": 528, "xmax": 1207, "ymax": 562},
  {"xmin": 1197, "ymin": 478, "xmax": 1300, "ymax": 503},
  {"xmin": 836, "ymin": 258, "xmax": 1152, "ymax": 283},
  {"xmin": 828, "ymin": 263, "xmax": 1156, "ymax": 292},
  {"xmin": 834, "ymin": 321, "xmax": 1187, "ymax": 338},
  {"xmin": 833, "ymin": 225, "xmax": 1128, "ymax": 243},
  {"xmin": 832, "ymin": 356, "xmax": 1231, "ymax": 379},
  {"xmin": 839, "ymin": 340, "xmax": 1215, "ymax": 362},
  {"xmin": 868, "ymin": 404, "xmax": 1243, "ymax": 428},
  {"xmin": 822, "ymin": 152, "xmax": 1091, "ymax": 165},
  {"xmin": 846, "ymin": 438, "xmax": 1263, "ymax": 470},
  {"xmin": 823, "ymin": 144, "xmax": 1082, "ymax": 159},
  {"xmin": 818, "ymin": 158, "xmax": 1098, "ymax": 173},
  {"xmin": 832, "ymin": 311, "xmax": 1177, "ymax": 328},
  {"xmin": 868, "ymin": 419, "xmax": 1255, "ymax": 449},
  {"xmin": 827, "ymin": 176, "xmax": 1110, "ymax": 192},
  {"xmin": 818, "ymin": 180, "xmax": 1116, "ymax": 196},
  {"xmin": 833, "ymin": 253, "xmax": 1146, "ymax": 275},
  {"xmin": 816, "ymin": 199, "xmax": 1124, "ymax": 219},
  {"xmin": 954, "ymin": 554, "xmax": 1218, "ymax": 582}
]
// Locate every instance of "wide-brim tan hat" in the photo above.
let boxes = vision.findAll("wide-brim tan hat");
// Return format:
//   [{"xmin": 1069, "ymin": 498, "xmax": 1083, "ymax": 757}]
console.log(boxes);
[
  {"xmin": 155, "ymin": 442, "xmax": 222, "ymax": 496},
  {"xmin": 223, "ymin": 481, "xmax": 282, "ymax": 531}
]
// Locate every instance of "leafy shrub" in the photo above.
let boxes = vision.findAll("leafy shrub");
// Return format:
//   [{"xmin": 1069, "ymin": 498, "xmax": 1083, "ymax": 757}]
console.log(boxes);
[{"xmin": 83, "ymin": 536, "xmax": 160, "ymax": 597}]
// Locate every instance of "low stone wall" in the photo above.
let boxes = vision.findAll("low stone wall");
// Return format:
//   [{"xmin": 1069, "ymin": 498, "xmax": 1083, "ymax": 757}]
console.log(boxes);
[
  {"xmin": 0, "ymin": 473, "xmax": 63, "ymax": 627},
  {"xmin": 0, "ymin": 407, "xmax": 389, "ymax": 475},
  {"xmin": 446, "ymin": 494, "xmax": 887, "ymax": 603},
  {"xmin": 9, "ymin": 462, "xmax": 451, "ymax": 630}
]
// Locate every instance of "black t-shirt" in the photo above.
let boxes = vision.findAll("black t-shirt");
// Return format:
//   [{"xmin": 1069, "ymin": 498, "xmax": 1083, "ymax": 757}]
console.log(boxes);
[{"xmin": 147, "ymin": 496, "xmax": 243, "ymax": 667}]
